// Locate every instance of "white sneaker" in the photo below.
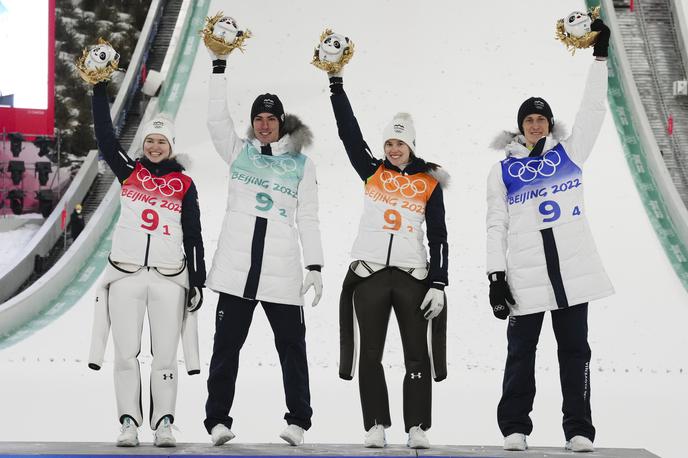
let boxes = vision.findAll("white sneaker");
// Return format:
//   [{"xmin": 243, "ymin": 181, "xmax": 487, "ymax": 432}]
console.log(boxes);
[
  {"xmin": 154, "ymin": 416, "xmax": 176, "ymax": 447},
  {"xmin": 364, "ymin": 424, "xmax": 386, "ymax": 448},
  {"xmin": 503, "ymin": 432, "xmax": 527, "ymax": 451},
  {"xmin": 279, "ymin": 424, "xmax": 305, "ymax": 446},
  {"xmin": 116, "ymin": 417, "xmax": 139, "ymax": 447},
  {"xmin": 211, "ymin": 424, "xmax": 235, "ymax": 446},
  {"xmin": 566, "ymin": 435, "xmax": 594, "ymax": 452},
  {"xmin": 407, "ymin": 425, "xmax": 430, "ymax": 449}
]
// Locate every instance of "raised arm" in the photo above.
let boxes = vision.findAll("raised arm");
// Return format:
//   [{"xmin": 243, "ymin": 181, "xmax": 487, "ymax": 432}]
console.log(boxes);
[
  {"xmin": 92, "ymin": 82, "xmax": 135, "ymax": 182},
  {"xmin": 207, "ymin": 59, "xmax": 245, "ymax": 165},
  {"xmin": 563, "ymin": 20, "xmax": 611, "ymax": 165},
  {"xmin": 329, "ymin": 77, "xmax": 381, "ymax": 181}
]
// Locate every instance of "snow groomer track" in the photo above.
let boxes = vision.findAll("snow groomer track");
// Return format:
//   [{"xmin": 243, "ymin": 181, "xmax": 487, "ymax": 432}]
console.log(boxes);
[{"xmin": 0, "ymin": 442, "xmax": 660, "ymax": 457}]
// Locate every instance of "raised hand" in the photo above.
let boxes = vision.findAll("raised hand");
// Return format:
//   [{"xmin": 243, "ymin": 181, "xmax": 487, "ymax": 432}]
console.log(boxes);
[
  {"xmin": 591, "ymin": 18, "xmax": 610, "ymax": 58},
  {"xmin": 75, "ymin": 38, "xmax": 120, "ymax": 84}
]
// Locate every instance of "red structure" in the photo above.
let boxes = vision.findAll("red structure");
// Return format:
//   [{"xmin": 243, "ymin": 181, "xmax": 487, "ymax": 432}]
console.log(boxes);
[{"xmin": 0, "ymin": 0, "xmax": 56, "ymax": 137}]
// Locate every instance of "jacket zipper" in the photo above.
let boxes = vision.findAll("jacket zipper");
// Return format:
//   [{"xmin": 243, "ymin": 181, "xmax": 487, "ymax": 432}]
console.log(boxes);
[
  {"xmin": 144, "ymin": 233, "xmax": 151, "ymax": 266},
  {"xmin": 385, "ymin": 233, "xmax": 394, "ymax": 266}
]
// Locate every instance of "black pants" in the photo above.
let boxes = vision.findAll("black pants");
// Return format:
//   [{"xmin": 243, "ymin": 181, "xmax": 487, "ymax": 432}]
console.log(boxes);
[
  {"xmin": 204, "ymin": 293, "xmax": 312, "ymax": 433},
  {"xmin": 498, "ymin": 303, "xmax": 595, "ymax": 441},
  {"xmin": 353, "ymin": 269, "xmax": 431, "ymax": 432}
]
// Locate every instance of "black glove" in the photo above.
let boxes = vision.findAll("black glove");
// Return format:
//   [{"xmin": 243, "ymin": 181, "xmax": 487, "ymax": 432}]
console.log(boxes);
[
  {"xmin": 590, "ymin": 18, "xmax": 610, "ymax": 58},
  {"xmin": 212, "ymin": 58, "xmax": 227, "ymax": 74},
  {"xmin": 488, "ymin": 272, "xmax": 514, "ymax": 320},
  {"xmin": 187, "ymin": 286, "xmax": 203, "ymax": 312},
  {"xmin": 329, "ymin": 76, "xmax": 344, "ymax": 95}
]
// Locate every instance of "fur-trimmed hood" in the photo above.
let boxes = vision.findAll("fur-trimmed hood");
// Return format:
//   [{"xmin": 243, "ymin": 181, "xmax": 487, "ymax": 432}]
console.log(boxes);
[
  {"xmin": 427, "ymin": 164, "xmax": 451, "ymax": 190},
  {"xmin": 490, "ymin": 122, "xmax": 568, "ymax": 158},
  {"xmin": 246, "ymin": 113, "xmax": 313, "ymax": 154}
]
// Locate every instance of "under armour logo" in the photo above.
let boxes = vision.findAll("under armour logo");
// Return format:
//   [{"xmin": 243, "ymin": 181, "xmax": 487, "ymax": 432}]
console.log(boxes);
[
  {"xmin": 410, "ymin": 372, "xmax": 422, "ymax": 379},
  {"xmin": 162, "ymin": 373, "xmax": 174, "ymax": 380},
  {"xmin": 218, "ymin": 310, "xmax": 224, "ymax": 321}
]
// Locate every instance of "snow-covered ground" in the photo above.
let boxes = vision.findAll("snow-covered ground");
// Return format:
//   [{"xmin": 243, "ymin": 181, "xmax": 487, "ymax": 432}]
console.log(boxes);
[
  {"xmin": 1, "ymin": 1, "xmax": 687, "ymax": 457},
  {"xmin": 0, "ymin": 218, "xmax": 40, "ymax": 275}
]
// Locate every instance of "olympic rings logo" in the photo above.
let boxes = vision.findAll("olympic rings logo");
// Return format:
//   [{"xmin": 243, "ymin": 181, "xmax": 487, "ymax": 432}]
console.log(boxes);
[
  {"xmin": 136, "ymin": 167, "xmax": 184, "ymax": 197},
  {"xmin": 380, "ymin": 171, "xmax": 428, "ymax": 198},
  {"xmin": 248, "ymin": 151, "xmax": 297, "ymax": 176},
  {"xmin": 507, "ymin": 150, "xmax": 561, "ymax": 183}
]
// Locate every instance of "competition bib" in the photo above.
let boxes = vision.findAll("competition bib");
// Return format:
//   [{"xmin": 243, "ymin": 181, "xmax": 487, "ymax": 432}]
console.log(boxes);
[
  {"xmin": 501, "ymin": 143, "xmax": 584, "ymax": 233},
  {"xmin": 118, "ymin": 162, "xmax": 190, "ymax": 242},
  {"xmin": 228, "ymin": 145, "xmax": 306, "ymax": 224},
  {"xmin": 360, "ymin": 165, "xmax": 437, "ymax": 240}
]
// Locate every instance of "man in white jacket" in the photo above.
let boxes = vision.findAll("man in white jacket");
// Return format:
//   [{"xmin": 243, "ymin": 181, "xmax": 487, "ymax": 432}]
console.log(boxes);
[
  {"xmin": 485, "ymin": 19, "xmax": 612, "ymax": 454},
  {"xmin": 202, "ymin": 53, "xmax": 324, "ymax": 447}
]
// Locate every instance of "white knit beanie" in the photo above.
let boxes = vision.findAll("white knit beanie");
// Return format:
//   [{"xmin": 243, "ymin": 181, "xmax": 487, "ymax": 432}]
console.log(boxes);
[
  {"xmin": 382, "ymin": 112, "xmax": 416, "ymax": 153},
  {"xmin": 141, "ymin": 115, "xmax": 176, "ymax": 155}
]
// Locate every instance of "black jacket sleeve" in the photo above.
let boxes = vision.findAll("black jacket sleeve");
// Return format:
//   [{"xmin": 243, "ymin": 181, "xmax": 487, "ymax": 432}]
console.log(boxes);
[
  {"xmin": 92, "ymin": 82, "xmax": 135, "ymax": 183},
  {"xmin": 181, "ymin": 181, "xmax": 206, "ymax": 288},
  {"xmin": 425, "ymin": 184, "xmax": 449, "ymax": 288},
  {"xmin": 329, "ymin": 84, "xmax": 381, "ymax": 181}
]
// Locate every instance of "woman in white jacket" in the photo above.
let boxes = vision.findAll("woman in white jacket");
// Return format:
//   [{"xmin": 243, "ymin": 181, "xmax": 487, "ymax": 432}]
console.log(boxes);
[
  {"xmin": 90, "ymin": 80, "xmax": 206, "ymax": 448},
  {"xmin": 202, "ymin": 53, "xmax": 324, "ymax": 447},
  {"xmin": 485, "ymin": 19, "xmax": 612, "ymax": 453}
]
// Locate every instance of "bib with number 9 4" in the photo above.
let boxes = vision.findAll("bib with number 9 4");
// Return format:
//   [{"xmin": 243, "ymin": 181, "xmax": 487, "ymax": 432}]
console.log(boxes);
[{"xmin": 501, "ymin": 143, "xmax": 585, "ymax": 234}]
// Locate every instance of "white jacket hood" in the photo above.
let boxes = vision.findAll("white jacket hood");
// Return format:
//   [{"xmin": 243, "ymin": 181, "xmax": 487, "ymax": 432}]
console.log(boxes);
[
  {"xmin": 246, "ymin": 114, "xmax": 313, "ymax": 154},
  {"xmin": 489, "ymin": 122, "xmax": 568, "ymax": 158}
]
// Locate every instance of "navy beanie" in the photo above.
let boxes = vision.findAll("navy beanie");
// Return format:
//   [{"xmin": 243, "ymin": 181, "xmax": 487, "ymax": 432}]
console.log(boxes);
[
  {"xmin": 250, "ymin": 93, "xmax": 285, "ymax": 127},
  {"xmin": 517, "ymin": 97, "xmax": 554, "ymax": 134}
]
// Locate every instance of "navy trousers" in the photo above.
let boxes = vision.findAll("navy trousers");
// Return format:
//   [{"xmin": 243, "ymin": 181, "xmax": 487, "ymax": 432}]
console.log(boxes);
[
  {"xmin": 204, "ymin": 293, "xmax": 312, "ymax": 433},
  {"xmin": 497, "ymin": 303, "xmax": 595, "ymax": 441}
]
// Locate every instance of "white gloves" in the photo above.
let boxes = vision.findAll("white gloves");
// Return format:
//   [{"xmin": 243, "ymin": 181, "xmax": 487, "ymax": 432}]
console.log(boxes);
[
  {"xmin": 301, "ymin": 270, "xmax": 323, "ymax": 307},
  {"xmin": 420, "ymin": 288, "xmax": 445, "ymax": 320},
  {"xmin": 187, "ymin": 286, "xmax": 203, "ymax": 312}
]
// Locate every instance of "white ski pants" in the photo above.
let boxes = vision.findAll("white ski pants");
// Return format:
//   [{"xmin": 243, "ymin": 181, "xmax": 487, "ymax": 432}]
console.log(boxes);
[{"xmin": 108, "ymin": 267, "xmax": 185, "ymax": 429}]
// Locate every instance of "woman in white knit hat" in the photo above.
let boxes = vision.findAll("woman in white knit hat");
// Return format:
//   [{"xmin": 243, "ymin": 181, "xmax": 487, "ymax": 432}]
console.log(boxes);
[
  {"xmin": 324, "ymin": 70, "xmax": 450, "ymax": 448},
  {"xmin": 88, "ymin": 77, "xmax": 206, "ymax": 448}
]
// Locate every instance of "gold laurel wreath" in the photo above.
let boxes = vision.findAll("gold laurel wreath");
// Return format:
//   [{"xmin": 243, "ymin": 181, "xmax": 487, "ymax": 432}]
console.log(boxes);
[
  {"xmin": 555, "ymin": 6, "xmax": 601, "ymax": 55},
  {"xmin": 311, "ymin": 28, "xmax": 355, "ymax": 73},
  {"xmin": 74, "ymin": 37, "xmax": 121, "ymax": 85},
  {"xmin": 201, "ymin": 11, "xmax": 252, "ymax": 56}
]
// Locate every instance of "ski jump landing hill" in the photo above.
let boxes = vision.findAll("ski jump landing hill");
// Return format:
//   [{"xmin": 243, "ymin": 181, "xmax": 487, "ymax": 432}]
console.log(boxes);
[{"xmin": 0, "ymin": 0, "xmax": 211, "ymax": 346}]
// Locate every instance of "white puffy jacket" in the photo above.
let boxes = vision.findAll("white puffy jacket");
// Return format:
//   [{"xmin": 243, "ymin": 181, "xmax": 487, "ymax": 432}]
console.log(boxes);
[
  {"xmin": 206, "ymin": 74, "xmax": 324, "ymax": 305},
  {"xmin": 486, "ymin": 59, "xmax": 614, "ymax": 315}
]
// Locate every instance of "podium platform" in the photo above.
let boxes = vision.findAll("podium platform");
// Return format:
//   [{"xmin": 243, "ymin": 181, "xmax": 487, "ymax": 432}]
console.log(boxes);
[{"xmin": 0, "ymin": 442, "xmax": 660, "ymax": 457}]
